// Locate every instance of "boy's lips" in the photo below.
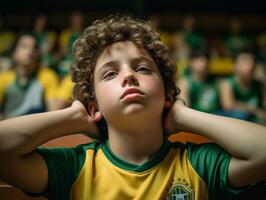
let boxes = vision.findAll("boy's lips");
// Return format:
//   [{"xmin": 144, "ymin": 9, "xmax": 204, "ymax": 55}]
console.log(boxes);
[{"xmin": 120, "ymin": 88, "xmax": 145, "ymax": 100}]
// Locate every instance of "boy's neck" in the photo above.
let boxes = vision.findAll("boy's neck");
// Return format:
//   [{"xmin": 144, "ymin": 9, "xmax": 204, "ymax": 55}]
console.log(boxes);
[{"xmin": 107, "ymin": 117, "xmax": 164, "ymax": 165}]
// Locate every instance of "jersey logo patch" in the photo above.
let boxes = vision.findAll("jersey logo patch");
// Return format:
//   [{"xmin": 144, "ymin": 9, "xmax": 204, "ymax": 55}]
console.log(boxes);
[{"xmin": 166, "ymin": 183, "xmax": 194, "ymax": 200}]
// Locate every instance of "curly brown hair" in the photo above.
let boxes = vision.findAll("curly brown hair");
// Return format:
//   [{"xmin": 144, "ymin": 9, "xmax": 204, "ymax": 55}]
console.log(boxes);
[{"xmin": 71, "ymin": 14, "xmax": 179, "ymax": 108}]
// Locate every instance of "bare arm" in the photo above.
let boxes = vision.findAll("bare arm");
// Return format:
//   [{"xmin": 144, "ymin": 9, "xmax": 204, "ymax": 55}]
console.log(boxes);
[
  {"xmin": 0, "ymin": 101, "xmax": 99, "ymax": 194},
  {"xmin": 220, "ymin": 80, "xmax": 263, "ymax": 114},
  {"xmin": 46, "ymin": 98, "xmax": 68, "ymax": 111},
  {"xmin": 165, "ymin": 102, "xmax": 266, "ymax": 188},
  {"xmin": 220, "ymin": 79, "xmax": 266, "ymax": 123}
]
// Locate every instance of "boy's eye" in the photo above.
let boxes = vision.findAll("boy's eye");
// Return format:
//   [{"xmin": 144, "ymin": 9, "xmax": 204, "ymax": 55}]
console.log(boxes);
[
  {"xmin": 136, "ymin": 65, "xmax": 151, "ymax": 73},
  {"xmin": 103, "ymin": 70, "xmax": 117, "ymax": 80}
]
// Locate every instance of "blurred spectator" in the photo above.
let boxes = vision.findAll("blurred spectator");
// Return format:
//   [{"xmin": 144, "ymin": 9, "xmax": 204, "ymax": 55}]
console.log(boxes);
[
  {"xmin": 257, "ymin": 32, "xmax": 266, "ymax": 67},
  {"xmin": 172, "ymin": 14, "xmax": 207, "ymax": 77},
  {"xmin": 57, "ymin": 11, "xmax": 84, "ymax": 78},
  {"xmin": 219, "ymin": 50, "xmax": 266, "ymax": 124},
  {"xmin": 0, "ymin": 33, "xmax": 59, "ymax": 120},
  {"xmin": 177, "ymin": 49, "xmax": 221, "ymax": 114},
  {"xmin": 58, "ymin": 11, "xmax": 84, "ymax": 56},
  {"xmin": 208, "ymin": 36, "xmax": 234, "ymax": 76},
  {"xmin": 148, "ymin": 14, "xmax": 172, "ymax": 50},
  {"xmin": 177, "ymin": 14, "xmax": 206, "ymax": 50},
  {"xmin": 223, "ymin": 17, "xmax": 252, "ymax": 57},
  {"xmin": 0, "ymin": 16, "xmax": 16, "ymax": 72},
  {"xmin": 255, "ymin": 32, "xmax": 266, "ymax": 84},
  {"xmin": 171, "ymin": 32, "xmax": 190, "ymax": 78},
  {"xmin": 33, "ymin": 13, "xmax": 57, "ymax": 69}
]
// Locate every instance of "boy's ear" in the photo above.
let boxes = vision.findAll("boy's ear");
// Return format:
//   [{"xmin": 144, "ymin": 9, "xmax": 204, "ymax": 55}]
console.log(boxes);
[
  {"xmin": 164, "ymin": 93, "xmax": 174, "ymax": 109},
  {"xmin": 164, "ymin": 100, "xmax": 172, "ymax": 109},
  {"xmin": 88, "ymin": 101, "xmax": 103, "ymax": 122}
]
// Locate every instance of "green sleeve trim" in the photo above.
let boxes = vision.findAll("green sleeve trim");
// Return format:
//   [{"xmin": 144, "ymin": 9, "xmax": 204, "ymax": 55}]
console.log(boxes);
[
  {"xmin": 35, "ymin": 141, "xmax": 100, "ymax": 200},
  {"xmin": 187, "ymin": 142, "xmax": 249, "ymax": 199},
  {"xmin": 101, "ymin": 139, "xmax": 171, "ymax": 172}
]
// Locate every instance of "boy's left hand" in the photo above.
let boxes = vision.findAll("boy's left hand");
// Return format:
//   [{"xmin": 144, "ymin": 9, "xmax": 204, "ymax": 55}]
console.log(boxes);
[{"xmin": 164, "ymin": 98, "xmax": 186, "ymax": 136}]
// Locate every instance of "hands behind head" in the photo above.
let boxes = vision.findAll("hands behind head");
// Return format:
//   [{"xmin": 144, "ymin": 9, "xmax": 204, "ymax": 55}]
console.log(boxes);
[
  {"xmin": 70, "ymin": 98, "xmax": 187, "ymax": 140},
  {"xmin": 71, "ymin": 100, "xmax": 102, "ymax": 140},
  {"xmin": 164, "ymin": 98, "xmax": 186, "ymax": 136}
]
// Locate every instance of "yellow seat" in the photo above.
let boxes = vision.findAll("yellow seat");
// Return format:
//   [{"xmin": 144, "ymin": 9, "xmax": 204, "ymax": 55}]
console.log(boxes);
[{"xmin": 209, "ymin": 57, "xmax": 234, "ymax": 75}]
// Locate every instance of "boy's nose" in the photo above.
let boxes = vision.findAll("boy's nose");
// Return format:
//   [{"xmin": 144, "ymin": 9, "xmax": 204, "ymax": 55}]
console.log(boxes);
[{"xmin": 122, "ymin": 73, "xmax": 138, "ymax": 87}]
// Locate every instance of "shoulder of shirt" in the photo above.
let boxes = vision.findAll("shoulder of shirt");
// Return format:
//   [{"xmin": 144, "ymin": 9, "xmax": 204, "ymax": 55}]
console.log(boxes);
[
  {"xmin": 37, "ymin": 67, "xmax": 58, "ymax": 78},
  {"xmin": 168, "ymin": 141, "xmax": 223, "ymax": 153},
  {"xmin": 37, "ymin": 141, "xmax": 102, "ymax": 158},
  {"xmin": 73, "ymin": 141, "xmax": 102, "ymax": 152}
]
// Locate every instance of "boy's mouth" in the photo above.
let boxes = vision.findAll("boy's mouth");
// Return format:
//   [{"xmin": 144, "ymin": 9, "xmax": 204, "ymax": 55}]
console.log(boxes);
[{"xmin": 120, "ymin": 88, "xmax": 145, "ymax": 100}]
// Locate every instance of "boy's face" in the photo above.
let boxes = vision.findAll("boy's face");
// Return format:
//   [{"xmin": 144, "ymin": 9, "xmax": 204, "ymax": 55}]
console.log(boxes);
[{"xmin": 93, "ymin": 41, "xmax": 166, "ymax": 123}]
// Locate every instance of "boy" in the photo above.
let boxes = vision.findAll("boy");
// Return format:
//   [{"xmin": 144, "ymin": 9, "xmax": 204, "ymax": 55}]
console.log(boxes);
[{"xmin": 0, "ymin": 15, "xmax": 266, "ymax": 200}]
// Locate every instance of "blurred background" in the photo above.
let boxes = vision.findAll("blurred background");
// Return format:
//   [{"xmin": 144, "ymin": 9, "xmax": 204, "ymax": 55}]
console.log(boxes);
[
  {"xmin": 0, "ymin": 0, "xmax": 266, "ymax": 199},
  {"xmin": 0, "ymin": 0, "xmax": 265, "ymax": 124}
]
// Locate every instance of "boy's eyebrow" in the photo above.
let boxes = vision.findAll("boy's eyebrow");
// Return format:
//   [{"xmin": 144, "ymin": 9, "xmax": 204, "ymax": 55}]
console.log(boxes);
[
  {"xmin": 131, "ymin": 56, "xmax": 156, "ymax": 66},
  {"xmin": 97, "ymin": 56, "xmax": 156, "ymax": 74},
  {"xmin": 97, "ymin": 60, "xmax": 119, "ymax": 74}
]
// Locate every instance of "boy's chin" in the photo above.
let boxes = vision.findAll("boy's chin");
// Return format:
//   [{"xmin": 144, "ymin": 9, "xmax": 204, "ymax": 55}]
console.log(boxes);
[{"xmin": 121, "ymin": 103, "xmax": 147, "ymax": 115}]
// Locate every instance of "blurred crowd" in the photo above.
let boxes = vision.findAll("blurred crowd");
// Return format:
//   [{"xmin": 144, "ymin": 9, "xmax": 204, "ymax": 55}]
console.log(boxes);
[{"xmin": 0, "ymin": 11, "xmax": 265, "ymax": 125}]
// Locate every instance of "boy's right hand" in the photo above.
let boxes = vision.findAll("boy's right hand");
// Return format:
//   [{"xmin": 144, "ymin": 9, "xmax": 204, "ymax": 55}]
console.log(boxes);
[{"xmin": 70, "ymin": 100, "xmax": 101, "ymax": 139}]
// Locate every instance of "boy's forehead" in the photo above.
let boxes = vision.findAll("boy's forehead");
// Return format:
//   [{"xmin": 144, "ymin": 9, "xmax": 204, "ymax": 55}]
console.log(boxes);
[{"xmin": 99, "ymin": 41, "xmax": 151, "ymax": 62}]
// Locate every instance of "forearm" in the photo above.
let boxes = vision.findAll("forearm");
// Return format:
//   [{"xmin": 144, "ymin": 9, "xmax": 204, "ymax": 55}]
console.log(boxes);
[
  {"xmin": 178, "ymin": 106, "xmax": 266, "ymax": 160},
  {"xmin": 0, "ymin": 107, "xmax": 89, "ymax": 156}
]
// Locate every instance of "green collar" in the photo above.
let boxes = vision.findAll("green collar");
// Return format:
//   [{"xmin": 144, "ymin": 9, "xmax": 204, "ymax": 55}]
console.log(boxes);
[{"xmin": 101, "ymin": 139, "xmax": 171, "ymax": 172}]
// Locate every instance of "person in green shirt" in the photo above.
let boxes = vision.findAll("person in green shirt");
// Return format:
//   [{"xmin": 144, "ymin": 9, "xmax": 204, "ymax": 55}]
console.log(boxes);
[
  {"xmin": 220, "ymin": 50, "xmax": 266, "ymax": 125},
  {"xmin": 178, "ymin": 49, "xmax": 221, "ymax": 114},
  {"xmin": 223, "ymin": 18, "xmax": 252, "ymax": 58}
]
